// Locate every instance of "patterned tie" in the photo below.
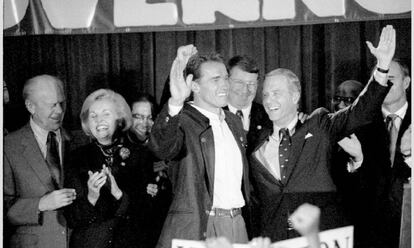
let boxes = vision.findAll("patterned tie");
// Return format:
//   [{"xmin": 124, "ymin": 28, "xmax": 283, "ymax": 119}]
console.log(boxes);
[
  {"xmin": 236, "ymin": 109, "xmax": 244, "ymax": 121},
  {"xmin": 279, "ymin": 128, "xmax": 291, "ymax": 182},
  {"xmin": 46, "ymin": 131, "xmax": 61, "ymax": 186},
  {"xmin": 386, "ymin": 114, "xmax": 399, "ymax": 167}
]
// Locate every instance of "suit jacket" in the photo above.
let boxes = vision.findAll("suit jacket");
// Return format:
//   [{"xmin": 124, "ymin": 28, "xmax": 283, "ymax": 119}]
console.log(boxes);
[
  {"xmin": 224, "ymin": 102, "xmax": 272, "ymax": 155},
  {"xmin": 149, "ymin": 104, "xmax": 250, "ymax": 248},
  {"xmin": 249, "ymin": 80, "xmax": 391, "ymax": 242},
  {"xmin": 4, "ymin": 123, "xmax": 71, "ymax": 248}
]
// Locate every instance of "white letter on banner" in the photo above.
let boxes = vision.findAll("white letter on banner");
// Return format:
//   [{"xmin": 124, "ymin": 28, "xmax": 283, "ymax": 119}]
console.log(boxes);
[
  {"xmin": 4, "ymin": 0, "xmax": 29, "ymax": 29},
  {"xmin": 114, "ymin": 0, "xmax": 177, "ymax": 27},
  {"xmin": 262, "ymin": 0, "xmax": 296, "ymax": 20},
  {"xmin": 40, "ymin": 0, "xmax": 98, "ymax": 28},
  {"xmin": 302, "ymin": 0, "xmax": 345, "ymax": 17},
  {"xmin": 182, "ymin": 0, "xmax": 259, "ymax": 24},
  {"xmin": 355, "ymin": 0, "xmax": 411, "ymax": 14}
]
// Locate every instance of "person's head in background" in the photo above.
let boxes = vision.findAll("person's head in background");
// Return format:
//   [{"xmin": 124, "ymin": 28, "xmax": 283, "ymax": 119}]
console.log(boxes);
[
  {"xmin": 23, "ymin": 75, "xmax": 66, "ymax": 132},
  {"xmin": 129, "ymin": 93, "xmax": 157, "ymax": 142},
  {"xmin": 382, "ymin": 58, "xmax": 411, "ymax": 113},
  {"xmin": 332, "ymin": 80, "xmax": 364, "ymax": 112},
  {"xmin": 185, "ymin": 53, "xmax": 229, "ymax": 115},
  {"xmin": 227, "ymin": 55, "xmax": 259, "ymax": 110}
]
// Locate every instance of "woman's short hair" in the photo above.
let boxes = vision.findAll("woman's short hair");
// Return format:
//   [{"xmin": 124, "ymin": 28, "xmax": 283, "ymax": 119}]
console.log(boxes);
[{"xmin": 80, "ymin": 89, "xmax": 132, "ymax": 137}]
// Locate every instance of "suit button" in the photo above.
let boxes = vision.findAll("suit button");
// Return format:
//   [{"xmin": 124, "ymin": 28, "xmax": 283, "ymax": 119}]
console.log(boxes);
[
  {"xmin": 165, "ymin": 117, "xmax": 170, "ymax": 122},
  {"xmin": 201, "ymin": 138, "xmax": 206, "ymax": 142},
  {"xmin": 203, "ymin": 232, "xmax": 207, "ymax": 238},
  {"xmin": 109, "ymin": 240, "xmax": 112, "ymax": 244},
  {"xmin": 62, "ymin": 231, "xmax": 65, "ymax": 235},
  {"xmin": 109, "ymin": 227, "xmax": 113, "ymax": 231}
]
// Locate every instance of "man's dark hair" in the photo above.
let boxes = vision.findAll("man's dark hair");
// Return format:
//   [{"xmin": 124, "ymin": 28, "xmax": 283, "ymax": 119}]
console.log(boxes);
[
  {"xmin": 184, "ymin": 53, "xmax": 225, "ymax": 81},
  {"xmin": 392, "ymin": 58, "xmax": 410, "ymax": 78},
  {"xmin": 129, "ymin": 93, "xmax": 158, "ymax": 117},
  {"xmin": 228, "ymin": 55, "xmax": 259, "ymax": 74}
]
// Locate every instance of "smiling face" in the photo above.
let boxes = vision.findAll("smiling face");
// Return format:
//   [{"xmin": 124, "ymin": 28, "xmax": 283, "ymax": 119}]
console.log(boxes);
[
  {"xmin": 192, "ymin": 61, "xmax": 229, "ymax": 114},
  {"xmin": 26, "ymin": 76, "xmax": 66, "ymax": 132},
  {"xmin": 262, "ymin": 74, "xmax": 299, "ymax": 127},
  {"xmin": 383, "ymin": 61, "xmax": 410, "ymax": 110},
  {"xmin": 228, "ymin": 66, "xmax": 258, "ymax": 109},
  {"xmin": 131, "ymin": 101, "xmax": 153, "ymax": 141},
  {"xmin": 87, "ymin": 99, "xmax": 118, "ymax": 145}
]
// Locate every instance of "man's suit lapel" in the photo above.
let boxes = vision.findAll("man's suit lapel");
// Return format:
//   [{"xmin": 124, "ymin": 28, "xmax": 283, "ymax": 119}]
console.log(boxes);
[
  {"xmin": 20, "ymin": 124, "xmax": 56, "ymax": 191},
  {"xmin": 284, "ymin": 121, "xmax": 307, "ymax": 185}
]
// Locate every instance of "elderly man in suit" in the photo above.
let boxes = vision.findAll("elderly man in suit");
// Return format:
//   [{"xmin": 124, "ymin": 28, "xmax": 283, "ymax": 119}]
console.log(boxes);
[
  {"xmin": 249, "ymin": 25, "xmax": 396, "ymax": 242},
  {"xmin": 4, "ymin": 75, "xmax": 76, "ymax": 248},
  {"xmin": 150, "ymin": 45, "xmax": 251, "ymax": 248}
]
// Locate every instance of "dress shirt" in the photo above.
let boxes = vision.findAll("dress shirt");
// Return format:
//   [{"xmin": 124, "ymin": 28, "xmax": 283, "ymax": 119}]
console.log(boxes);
[
  {"xmin": 228, "ymin": 104, "xmax": 252, "ymax": 131},
  {"xmin": 382, "ymin": 101, "xmax": 409, "ymax": 166},
  {"xmin": 255, "ymin": 114, "xmax": 298, "ymax": 180},
  {"xmin": 30, "ymin": 118, "xmax": 63, "ymax": 164},
  {"xmin": 168, "ymin": 101, "xmax": 245, "ymax": 209}
]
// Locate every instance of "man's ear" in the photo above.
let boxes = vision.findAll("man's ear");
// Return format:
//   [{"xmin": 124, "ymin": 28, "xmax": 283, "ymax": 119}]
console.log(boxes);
[
  {"xmin": 403, "ymin": 76, "xmax": 411, "ymax": 90},
  {"xmin": 292, "ymin": 91, "xmax": 300, "ymax": 105},
  {"xmin": 25, "ymin": 99, "xmax": 35, "ymax": 115},
  {"xmin": 191, "ymin": 81, "xmax": 200, "ymax": 94}
]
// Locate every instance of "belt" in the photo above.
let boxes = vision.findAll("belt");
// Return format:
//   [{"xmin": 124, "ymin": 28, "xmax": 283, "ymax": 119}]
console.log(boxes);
[{"xmin": 208, "ymin": 208, "xmax": 241, "ymax": 218}]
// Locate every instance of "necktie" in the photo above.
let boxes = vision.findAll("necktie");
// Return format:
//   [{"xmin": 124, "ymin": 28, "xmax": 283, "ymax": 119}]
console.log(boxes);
[
  {"xmin": 236, "ymin": 109, "xmax": 244, "ymax": 120},
  {"xmin": 46, "ymin": 131, "xmax": 61, "ymax": 186},
  {"xmin": 386, "ymin": 114, "xmax": 399, "ymax": 167},
  {"xmin": 279, "ymin": 128, "xmax": 291, "ymax": 182}
]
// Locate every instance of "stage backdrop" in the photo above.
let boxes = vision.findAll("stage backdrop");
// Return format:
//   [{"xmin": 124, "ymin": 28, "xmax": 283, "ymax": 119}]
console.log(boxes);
[{"xmin": 3, "ymin": 18, "xmax": 411, "ymax": 134}]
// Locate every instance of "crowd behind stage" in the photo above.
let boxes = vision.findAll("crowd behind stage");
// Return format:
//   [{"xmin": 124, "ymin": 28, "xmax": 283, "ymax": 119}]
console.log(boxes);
[{"xmin": 3, "ymin": 25, "xmax": 411, "ymax": 248}]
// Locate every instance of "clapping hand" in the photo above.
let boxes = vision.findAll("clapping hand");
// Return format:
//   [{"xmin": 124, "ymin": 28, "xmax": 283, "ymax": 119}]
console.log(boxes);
[
  {"xmin": 103, "ymin": 165, "xmax": 123, "ymax": 200},
  {"xmin": 366, "ymin": 25, "xmax": 396, "ymax": 70},
  {"xmin": 169, "ymin": 44, "xmax": 198, "ymax": 106},
  {"xmin": 87, "ymin": 170, "xmax": 107, "ymax": 206}
]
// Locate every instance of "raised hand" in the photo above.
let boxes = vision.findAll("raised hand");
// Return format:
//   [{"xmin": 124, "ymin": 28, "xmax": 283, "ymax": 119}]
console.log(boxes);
[
  {"xmin": 103, "ymin": 165, "xmax": 123, "ymax": 200},
  {"xmin": 169, "ymin": 44, "xmax": 197, "ymax": 106},
  {"xmin": 338, "ymin": 133, "xmax": 363, "ymax": 162},
  {"xmin": 87, "ymin": 170, "xmax": 107, "ymax": 205},
  {"xmin": 38, "ymin": 188, "xmax": 77, "ymax": 211},
  {"xmin": 366, "ymin": 25, "xmax": 396, "ymax": 69}
]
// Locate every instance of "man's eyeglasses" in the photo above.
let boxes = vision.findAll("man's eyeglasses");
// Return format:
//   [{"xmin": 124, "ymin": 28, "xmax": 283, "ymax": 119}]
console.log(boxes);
[
  {"xmin": 332, "ymin": 96, "xmax": 355, "ymax": 105},
  {"xmin": 229, "ymin": 78, "xmax": 258, "ymax": 89}
]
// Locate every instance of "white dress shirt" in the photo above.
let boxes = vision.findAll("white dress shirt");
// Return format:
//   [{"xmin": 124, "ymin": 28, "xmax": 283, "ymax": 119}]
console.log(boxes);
[
  {"xmin": 254, "ymin": 115, "xmax": 298, "ymax": 180},
  {"xmin": 169, "ymin": 102, "xmax": 245, "ymax": 209}
]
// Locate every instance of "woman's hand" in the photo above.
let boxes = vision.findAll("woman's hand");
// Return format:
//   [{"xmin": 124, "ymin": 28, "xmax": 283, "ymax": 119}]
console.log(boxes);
[
  {"xmin": 146, "ymin": 183, "xmax": 158, "ymax": 197},
  {"xmin": 87, "ymin": 170, "xmax": 107, "ymax": 206},
  {"xmin": 103, "ymin": 165, "xmax": 123, "ymax": 200}
]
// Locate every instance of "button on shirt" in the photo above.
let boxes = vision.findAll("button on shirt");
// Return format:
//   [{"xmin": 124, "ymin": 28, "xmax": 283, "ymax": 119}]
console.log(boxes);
[
  {"xmin": 255, "ymin": 115, "xmax": 298, "ymax": 180},
  {"xmin": 228, "ymin": 104, "xmax": 252, "ymax": 131},
  {"xmin": 30, "ymin": 118, "xmax": 63, "ymax": 163},
  {"xmin": 169, "ymin": 103, "xmax": 245, "ymax": 209}
]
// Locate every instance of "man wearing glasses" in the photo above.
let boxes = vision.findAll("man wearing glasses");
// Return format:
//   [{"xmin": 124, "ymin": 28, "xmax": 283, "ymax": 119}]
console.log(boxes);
[{"xmin": 226, "ymin": 56, "xmax": 272, "ymax": 155}]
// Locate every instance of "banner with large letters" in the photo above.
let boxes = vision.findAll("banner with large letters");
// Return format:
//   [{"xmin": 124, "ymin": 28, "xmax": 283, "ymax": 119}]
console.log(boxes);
[{"xmin": 4, "ymin": 0, "xmax": 411, "ymax": 36}]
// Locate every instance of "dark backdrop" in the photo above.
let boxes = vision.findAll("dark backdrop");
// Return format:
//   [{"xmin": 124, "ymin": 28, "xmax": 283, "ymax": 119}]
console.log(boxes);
[{"xmin": 3, "ymin": 18, "xmax": 411, "ymax": 134}]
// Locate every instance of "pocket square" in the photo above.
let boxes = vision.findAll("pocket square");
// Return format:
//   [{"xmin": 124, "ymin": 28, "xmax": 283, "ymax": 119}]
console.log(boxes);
[{"xmin": 305, "ymin": 133, "xmax": 313, "ymax": 139}]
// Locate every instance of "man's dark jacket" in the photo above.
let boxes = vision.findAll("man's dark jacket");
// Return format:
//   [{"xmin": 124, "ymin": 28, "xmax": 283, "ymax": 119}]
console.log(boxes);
[
  {"xmin": 149, "ymin": 104, "xmax": 251, "ymax": 248},
  {"xmin": 249, "ymin": 79, "xmax": 391, "ymax": 242}
]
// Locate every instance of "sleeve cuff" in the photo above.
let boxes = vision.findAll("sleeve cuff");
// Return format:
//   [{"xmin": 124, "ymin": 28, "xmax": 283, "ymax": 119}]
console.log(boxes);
[
  {"xmin": 168, "ymin": 100, "xmax": 183, "ymax": 116},
  {"xmin": 404, "ymin": 156, "xmax": 412, "ymax": 168},
  {"xmin": 373, "ymin": 70, "xmax": 388, "ymax": 87},
  {"xmin": 347, "ymin": 158, "xmax": 363, "ymax": 173}
]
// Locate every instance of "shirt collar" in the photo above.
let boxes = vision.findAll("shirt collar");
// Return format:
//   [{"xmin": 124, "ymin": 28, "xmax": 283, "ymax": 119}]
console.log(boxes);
[
  {"xmin": 382, "ymin": 101, "xmax": 408, "ymax": 120},
  {"xmin": 191, "ymin": 103, "xmax": 225, "ymax": 123},
  {"xmin": 227, "ymin": 103, "xmax": 252, "ymax": 118},
  {"xmin": 30, "ymin": 117, "xmax": 61, "ymax": 145},
  {"xmin": 271, "ymin": 114, "xmax": 299, "ymax": 139}
]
